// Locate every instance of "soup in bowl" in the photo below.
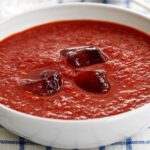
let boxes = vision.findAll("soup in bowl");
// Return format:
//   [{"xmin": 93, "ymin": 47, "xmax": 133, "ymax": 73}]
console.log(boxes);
[{"xmin": 0, "ymin": 3, "xmax": 149, "ymax": 149}]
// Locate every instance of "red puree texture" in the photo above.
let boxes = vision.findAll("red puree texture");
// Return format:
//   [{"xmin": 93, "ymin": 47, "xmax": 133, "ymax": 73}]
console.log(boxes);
[{"xmin": 0, "ymin": 20, "xmax": 150, "ymax": 120}]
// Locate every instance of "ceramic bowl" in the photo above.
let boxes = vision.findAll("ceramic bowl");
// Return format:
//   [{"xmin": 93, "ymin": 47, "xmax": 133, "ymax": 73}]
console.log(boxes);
[{"xmin": 0, "ymin": 3, "xmax": 150, "ymax": 149}]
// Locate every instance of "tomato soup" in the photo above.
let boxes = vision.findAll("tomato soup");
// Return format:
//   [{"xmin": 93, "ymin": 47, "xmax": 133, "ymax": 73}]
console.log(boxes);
[{"xmin": 0, "ymin": 20, "xmax": 149, "ymax": 120}]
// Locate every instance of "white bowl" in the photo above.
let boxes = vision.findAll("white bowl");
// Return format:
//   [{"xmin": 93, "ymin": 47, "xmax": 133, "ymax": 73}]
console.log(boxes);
[{"xmin": 0, "ymin": 3, "xmax": 150, "ymax": 149}]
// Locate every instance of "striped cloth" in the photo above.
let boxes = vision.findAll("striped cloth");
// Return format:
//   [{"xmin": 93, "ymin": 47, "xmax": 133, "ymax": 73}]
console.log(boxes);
[
  {"xmin": 0, "ymin": 0, "xmax": 150, "ymax": 150},
  {"xmin": 0, "ymin": 0, "xmax": 149, "ymax": 19}
]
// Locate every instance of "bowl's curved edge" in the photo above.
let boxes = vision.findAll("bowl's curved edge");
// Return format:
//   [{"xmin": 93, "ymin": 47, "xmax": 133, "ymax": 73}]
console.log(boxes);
[{"xmin": 0, "ymin": 3, "xmax": 150, "ymax": 124}]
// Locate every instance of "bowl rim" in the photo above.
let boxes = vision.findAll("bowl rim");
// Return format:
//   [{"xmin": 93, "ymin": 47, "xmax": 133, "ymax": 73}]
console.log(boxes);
[
  {"xmin": 0, "ymin": 2, "xmax": 150, "ymax": 24},
  {"xmin": 0, "ymin": 3, "xmax": 150, "ymax": 123}
]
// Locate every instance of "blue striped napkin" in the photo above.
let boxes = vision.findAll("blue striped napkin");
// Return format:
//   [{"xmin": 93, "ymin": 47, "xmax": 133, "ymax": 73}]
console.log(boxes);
[{"xmin": 0, "ymin": 0, "xmax": 150, "ymax": 150}]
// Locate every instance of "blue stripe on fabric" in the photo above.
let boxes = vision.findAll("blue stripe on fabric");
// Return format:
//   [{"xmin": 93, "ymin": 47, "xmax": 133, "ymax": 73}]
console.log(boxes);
[
  {"xmin": 101, "ymin": 0, "xmax": 108, "ymax": 3},
  {"xmin": 132, "ymin": 141, "xmax": 150, "ymax": 144},
  {"xmin": 125, "ymin": 0, "xmax": 131, "ymax": 8},
  {"xmin": 0, "ymin": 141, "xmax": 19, "ymax": 144},
  {"xmin": 1, "ymin": 139, "xmax": 150, "ymax": 147},
  {"xmin": 113, "ymin": 140, "xmax": 150, "ymax": 145},
  {"xmin": 99, "ymin": 146, "xmax": 105, "ymax": 150},
  {"xmin": 0, "ymin": 140, "xmax": 37, "ymax": 145},
  {"xmin": 19, "ymin": 138, "xmax": 25, "ymax": 150},
  {"xmin": 46, "ymin": 146, "xmax": 52, "ymax": 150},
  {"xmin": 58, "ymin": 0, "xmax": 63, "ymax": 3},
  {"xmin": 126, "ymin": 138, "xmax": 132, "ymax": 150}
]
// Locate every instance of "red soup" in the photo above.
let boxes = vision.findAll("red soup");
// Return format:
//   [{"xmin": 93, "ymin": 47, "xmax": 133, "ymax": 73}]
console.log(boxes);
[{"xmin": 0, "ymin": 20, "xmax": 150, "ymax": 120}]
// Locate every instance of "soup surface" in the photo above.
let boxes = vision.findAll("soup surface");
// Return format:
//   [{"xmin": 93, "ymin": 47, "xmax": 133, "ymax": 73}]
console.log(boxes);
[{"xmin": 0, "ymin": 20, "xmax": 150, "ymax": 120}]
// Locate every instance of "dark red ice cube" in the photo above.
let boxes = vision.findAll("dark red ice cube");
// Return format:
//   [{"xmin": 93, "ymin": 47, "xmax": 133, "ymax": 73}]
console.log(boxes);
[
  {"xmin": 75, "ymin": 70, "xmax": 110, "ymax": 93},
  {"xmin": 21, "ymin": 70, "xmax": 62, "ymax": 95},
  {"xmin": 61, "ymin": 46, "xmax": 108, "ymax": 67}
]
